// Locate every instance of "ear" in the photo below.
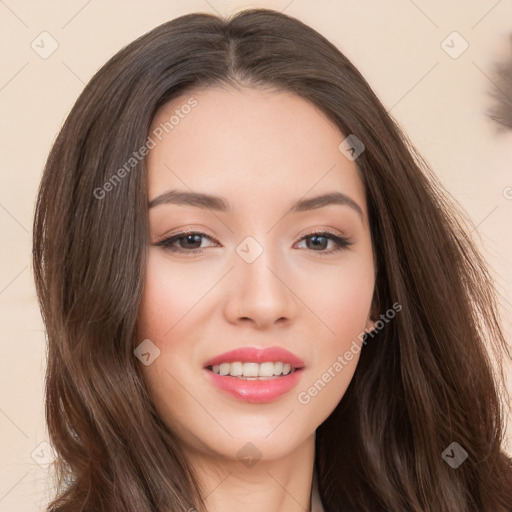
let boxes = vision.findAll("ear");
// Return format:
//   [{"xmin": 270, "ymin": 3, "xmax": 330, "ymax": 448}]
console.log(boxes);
[
  {"xmin": 364, "ymin": 313, "xmax": 377, "ymax": 334},
  {"xmin": 365, "ymin": 290, "xmax": 380, "ymax": 333}
]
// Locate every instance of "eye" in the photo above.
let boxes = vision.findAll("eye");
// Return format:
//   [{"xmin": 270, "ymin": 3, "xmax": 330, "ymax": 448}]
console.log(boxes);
[
  {"xmin": 294, "ymin": 230, "xmax": 353, "ymax": 256},
  {"xmin": 154, "ymin": 230, "xmax": 352, "ymax": 255},
  {"xmin": 154, "ymin": 231, "xmax": 219, "ymax": 254}
]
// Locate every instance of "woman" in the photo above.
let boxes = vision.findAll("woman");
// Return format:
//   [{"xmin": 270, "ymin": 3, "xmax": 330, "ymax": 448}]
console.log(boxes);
[{"xmin": 32, "ymin": 8, "xmax": 512, "ymax": 512}]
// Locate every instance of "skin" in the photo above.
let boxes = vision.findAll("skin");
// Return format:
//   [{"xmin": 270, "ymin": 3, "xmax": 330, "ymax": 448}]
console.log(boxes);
[{"xmin": 137, "ymin": 85, "xmax": 377, "ymax": 512}]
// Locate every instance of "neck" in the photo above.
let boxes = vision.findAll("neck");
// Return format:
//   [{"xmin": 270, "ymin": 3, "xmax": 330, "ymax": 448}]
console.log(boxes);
[{"xmin": 185, "ymin": 433, "xmax": 317, "ymax": 512}]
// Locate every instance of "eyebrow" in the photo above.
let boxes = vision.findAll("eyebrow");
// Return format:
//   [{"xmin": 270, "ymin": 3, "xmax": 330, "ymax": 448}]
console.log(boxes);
[{"xmin": 148, "ymin": 189, "xmax": 364, "ymax": 219}]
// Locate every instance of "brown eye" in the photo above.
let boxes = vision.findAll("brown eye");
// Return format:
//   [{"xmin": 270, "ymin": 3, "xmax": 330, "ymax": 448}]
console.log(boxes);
[
  {"xmin": 174, "ymin": 233, "xmax": 204, "ymax": 250},
  {"xmin": 295, "ymin": 231, "xmax": 353, "ymax": 255},
  {"xmin": 154, "ymin": 231, "xmax": 218, "ymax": 253},
  {"xmin": 304, "ymin": 234, "xmax": 330, "ymax": 251}
]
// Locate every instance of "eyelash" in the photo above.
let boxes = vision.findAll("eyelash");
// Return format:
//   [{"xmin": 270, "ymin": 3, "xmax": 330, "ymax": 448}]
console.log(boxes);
[{"xmin": 154, "ymin": 229, "xmax": 353, "ymax": 256}]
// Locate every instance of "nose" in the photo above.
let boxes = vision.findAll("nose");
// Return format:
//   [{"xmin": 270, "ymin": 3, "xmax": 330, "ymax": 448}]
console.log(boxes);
[{"xmin": 223, "ymin": 244, "xmax": 298, "ymax": 329}]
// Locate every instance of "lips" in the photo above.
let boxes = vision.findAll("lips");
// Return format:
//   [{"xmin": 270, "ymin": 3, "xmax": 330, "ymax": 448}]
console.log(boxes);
[
  {"xmin": 203, "ymin": 346, "xmax": 305, "ymax": 369},
  {"xmin": 202, "ymin": 346, "xmax": 305, "ymax": 403},
  {"xmin": 204, "ymin": 368, "xmax": 304, "ymax": 403}
]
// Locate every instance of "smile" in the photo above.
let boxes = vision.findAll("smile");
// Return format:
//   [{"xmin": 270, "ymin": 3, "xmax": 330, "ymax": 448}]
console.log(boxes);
[
  {"xmin": 203, "ymin": 346, "xmax": 305, "ymax": 403},
  {"xmin": 207, "ymin": 361, "xmax": 297, "ymax": 378}
]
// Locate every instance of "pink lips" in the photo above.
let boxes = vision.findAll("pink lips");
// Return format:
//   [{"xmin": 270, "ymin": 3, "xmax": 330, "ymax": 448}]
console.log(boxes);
[{"xmin": 203, "ymin": 346, "xmax": 305, "ymax": 404}]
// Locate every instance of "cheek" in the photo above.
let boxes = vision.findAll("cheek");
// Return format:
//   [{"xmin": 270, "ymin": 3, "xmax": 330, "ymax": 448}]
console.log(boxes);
[
  {"xmin": 312, "ymin": 272, "xmax": 373, "ymax": 333},
  {"xmin": 291, "ymin": 249, "xmax": 375, "ymax": 412},
  {"xmin": 292, "ymin": 244, "xmax": 375, "ymax": 342},
  {"xmin": 136, "ymin": 253, "xmax": 209, "ymax": 437},
  {"xmin": 137, "ymin": 252, "xmax": 209, "ymax": 341}
]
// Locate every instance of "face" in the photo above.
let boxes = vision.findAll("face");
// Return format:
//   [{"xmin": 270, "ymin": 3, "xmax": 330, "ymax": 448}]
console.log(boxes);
[{"xmin": 137, "ymin": 85, "xmax": 376, "ymax": 463}]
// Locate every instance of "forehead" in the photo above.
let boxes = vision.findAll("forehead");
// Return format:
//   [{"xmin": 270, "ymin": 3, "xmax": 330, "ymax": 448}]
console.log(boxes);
[{"xmin": 146, "ymin": 85, "xmax": 367, "ymax": 219}]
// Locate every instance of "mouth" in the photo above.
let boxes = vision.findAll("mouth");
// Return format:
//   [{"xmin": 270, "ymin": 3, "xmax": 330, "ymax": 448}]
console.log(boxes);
[
  {"xmin": 203, "ymin": 345, "xmax": 305, "ymax": 376},
  {"xmin": 206, "ymin": 361, "xmax": 303, "ymax": 380},
  {"xmin": 202, "ymin": 346, "xmax": 305, "ymax": 403}
]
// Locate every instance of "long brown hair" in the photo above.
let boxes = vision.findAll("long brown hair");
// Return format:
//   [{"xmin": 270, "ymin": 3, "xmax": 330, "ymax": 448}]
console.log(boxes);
[{"xmin": 32, "ymin": 8, "xmax": 512, "ymax": 511}]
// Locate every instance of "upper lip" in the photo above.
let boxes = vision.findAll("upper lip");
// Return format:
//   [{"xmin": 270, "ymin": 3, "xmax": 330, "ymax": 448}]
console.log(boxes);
[{"xmin": 204, "ymin": 346, "xmax": 305, "ymax": 369}]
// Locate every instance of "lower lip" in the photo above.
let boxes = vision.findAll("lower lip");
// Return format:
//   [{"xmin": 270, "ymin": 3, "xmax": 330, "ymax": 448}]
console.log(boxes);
[{"xmin": 203, "ymin": 368, "xmax": 305, "ymax": 403}]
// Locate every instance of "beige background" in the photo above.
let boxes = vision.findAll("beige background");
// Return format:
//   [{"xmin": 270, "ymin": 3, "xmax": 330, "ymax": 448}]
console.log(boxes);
[{"xmin": 0, "ymin": 1, "xmax": 511, "ymax": 510}]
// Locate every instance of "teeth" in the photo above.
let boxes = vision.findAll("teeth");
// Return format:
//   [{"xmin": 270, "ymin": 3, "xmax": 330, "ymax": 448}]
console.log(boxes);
[{"xmin": 209, "ymin": 361, "xmax": 297, "ymax": 378}]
